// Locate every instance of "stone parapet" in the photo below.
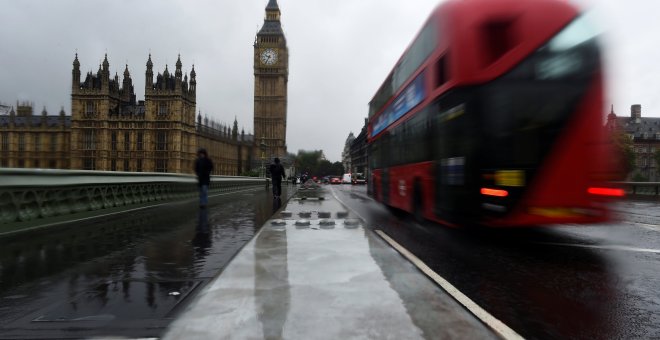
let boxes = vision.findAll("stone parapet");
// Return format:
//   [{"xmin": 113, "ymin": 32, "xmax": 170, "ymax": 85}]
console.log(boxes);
[{"xmin": 0, "ymin": 168, "xmax": 265, "ymax": 229}]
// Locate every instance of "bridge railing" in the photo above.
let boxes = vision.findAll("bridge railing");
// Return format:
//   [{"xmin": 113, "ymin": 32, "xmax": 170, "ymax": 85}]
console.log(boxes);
[
  {"xmin": 0, "ymin": 168, "xmax": 266, "ymax": 226},
  {"xmin": 619, "ymin": 182, "xmax": 660, "ymax": 200}
]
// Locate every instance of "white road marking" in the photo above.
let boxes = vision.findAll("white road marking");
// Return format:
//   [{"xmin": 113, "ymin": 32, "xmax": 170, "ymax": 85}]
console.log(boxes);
[
  {"xmin": 329, "ymin": 186, "xmax": 523, "ymax": 340},
  {"xmin": 375, "ymin": 230, "xmax": 524, "ymax": 340},
  {"xmin": 536, "ymin": 242, "xmax": 660, "ymax": 254},
  {"xmin": 329, "ymin": 186, "xmax": 368, "ymax": 222}
]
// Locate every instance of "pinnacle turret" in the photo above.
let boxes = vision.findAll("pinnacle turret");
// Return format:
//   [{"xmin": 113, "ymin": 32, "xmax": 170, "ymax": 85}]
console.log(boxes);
[{"xmin": 102, "ymin": 53, "xmax": 109, "ymax": 71}]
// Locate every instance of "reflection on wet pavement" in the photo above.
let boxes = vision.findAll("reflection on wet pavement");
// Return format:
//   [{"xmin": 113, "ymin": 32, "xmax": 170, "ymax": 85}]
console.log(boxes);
[
  {"xmin": 165, "ymin": 187, "xmax": 495, "ymax": 339},
  {"xmin": 0, "ymin": 186, "xmax": 293, "ymax": 338},
  {"xmin": 332, "ymin": 184, "xmax": 660, "ymax": 340}
]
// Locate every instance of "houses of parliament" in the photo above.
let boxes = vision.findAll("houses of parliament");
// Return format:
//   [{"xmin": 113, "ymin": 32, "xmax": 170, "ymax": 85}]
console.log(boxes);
[{"xmin": 0, "ymin": 0, "xmax": 289, "ymax": 175}]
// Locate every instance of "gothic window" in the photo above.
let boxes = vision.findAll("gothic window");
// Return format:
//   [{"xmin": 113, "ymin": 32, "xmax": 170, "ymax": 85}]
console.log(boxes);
[
  {"xmin": 18, "ymin": 159, "xmax": 24, "ymax": 168},
  {"xmin": 111, "ymin": 159, "xmax": 117, "ymax": 171},
  {"xmin": 137, "ymin": 132, "xmax": 144, "ymax": 151},
  {"xmin": 159, "ymin": 102, "xmax": 168, "ymax": 115},
  {"xmin": 111, "ymin": 132, "xmax": 117, "ymax": 151},
  {"xmin": 0, "ymin": 133, "xmax": 8, "ymax": 151},
  {"xmin": 83, "ymin": 158, "xmax": 95, "ymax": 170},
  {"xmin": 34, "ymin": 134, "xmax": 40, "ymax": 152},
  {"xmin": 124, "ymin": 159, "xmax": 129, "ymax": 171},
  {"xmin": 49, "ymin": 160, "xmax": 56, "ymax": 169},
  {"xmin": 18, "ymin": 133, "xmax": 25, "ymax": 152},
  {"xmin": 50, "ymin": 134, "xmax": 57, "ymax": 152},
  {"xmin": 85, "ymin": 101, "xmax": 95, "ymax": 115},
  {"xmin": 124, "ymin": 132, "xmax": 130, "ymax": 151},
  {"xmin": 34, "ymin": 160, "xmax": 40, "ymax": 168},
  {"xmin": 156, "ymin": 159, "xmax": 168, "ymax": 172},
  {"xmin": 136, "ymin": 159, "xmax": 142, "ymax": 172},
  {"xmin": 156, "ymin": 131, "xmax": 167, "ymax": 150},
  {"xmin": 82, "ymin": 130, "xmax": 95, "ymax": 150}
]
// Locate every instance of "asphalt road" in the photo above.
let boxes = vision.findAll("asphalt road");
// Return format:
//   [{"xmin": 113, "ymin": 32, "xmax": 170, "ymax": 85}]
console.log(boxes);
[
  {"xmin": 331, "ymin": 184, "xmax": 660, "ymax": 340},
  {"xmin": 2, "ymin": 182, "xmax": 658, "ymax": 339},
  {"xmin": 0, "ymin": 185, "xmax": 293, "ymax": 339}
]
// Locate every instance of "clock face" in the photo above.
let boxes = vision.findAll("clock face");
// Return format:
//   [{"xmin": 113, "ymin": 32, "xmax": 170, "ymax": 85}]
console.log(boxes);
[{"xmin": 260, "ymin": 48, "xmax": 278, "ymax": 65}]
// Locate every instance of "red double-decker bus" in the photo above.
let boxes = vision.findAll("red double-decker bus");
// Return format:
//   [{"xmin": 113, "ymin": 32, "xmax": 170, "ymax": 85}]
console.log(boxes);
[{"xmin": 368, "ymin": 0, "xmax": 622, "ymax": 227}]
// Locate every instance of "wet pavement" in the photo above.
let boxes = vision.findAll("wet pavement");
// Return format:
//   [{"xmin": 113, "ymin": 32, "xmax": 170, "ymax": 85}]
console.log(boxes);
[
  {"xmin": 331, "ymin": 185, "xmax": 660, "ymax": 340},
  {"xmin": 2, "ymin": 182, "xmax": 659, "ymax": 339},
  {"xmin": 165, "ymin": 185, "xmax": 496, "ymax": 339},
  {"xmin": 0, "ymin": 185, "xmax": 294, "ymax": 339}
]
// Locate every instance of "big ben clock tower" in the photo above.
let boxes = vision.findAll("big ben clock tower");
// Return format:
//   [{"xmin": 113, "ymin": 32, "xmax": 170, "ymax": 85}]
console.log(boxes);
[{"xmin": 254, "ymin": 0, "xmax": 288, "ymax": 161}]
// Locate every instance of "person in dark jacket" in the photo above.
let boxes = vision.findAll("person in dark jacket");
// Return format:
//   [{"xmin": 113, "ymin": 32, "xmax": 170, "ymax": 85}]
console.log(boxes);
[
  {"xmin": 269, "ymin": 158, "xmax": 286, "ymax": 199},
  {"xmin": 194, "ymin": 148, "xmax": 214, "ymax": 208}
]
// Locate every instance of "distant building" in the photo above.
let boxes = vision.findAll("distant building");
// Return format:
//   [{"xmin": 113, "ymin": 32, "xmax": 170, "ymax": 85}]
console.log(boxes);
[
  {"xmin": 253, "ymin": 0, "xmax": 289, "ymax": 164},
  {"xmin": 0, "ymin": 104, "xmax": 71, "ymax": 169},
  {"xmin": 0, "ymin": 53, "xmax": 253, "ymax": 175},
  {"xmin": 350, "ymin": 118, "xmax": 368, "ymax": 176},
  {"xmin": 342, "ymin": 132, "xmax": 355, "ymax": 173},
  {"xmin": 606, "ymin": 104, "xmax": 660, "ymax": 181}
]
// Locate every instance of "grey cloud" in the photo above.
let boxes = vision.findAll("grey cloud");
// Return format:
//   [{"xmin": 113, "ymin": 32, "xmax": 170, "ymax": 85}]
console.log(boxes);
[{"xmin": 0, "ymin": 0, "xmax": 655, "ymax": 161}]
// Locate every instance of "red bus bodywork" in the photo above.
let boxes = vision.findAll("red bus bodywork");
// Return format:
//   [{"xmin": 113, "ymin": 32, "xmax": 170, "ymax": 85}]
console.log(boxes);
[{"xmin": 367, "ymin": 0, "xmax": 619, "ymax": 227}]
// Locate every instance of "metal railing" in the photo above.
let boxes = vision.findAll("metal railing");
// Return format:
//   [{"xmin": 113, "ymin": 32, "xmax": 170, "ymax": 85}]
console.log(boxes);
[
  {"xmin": 620, "ymin": 182, "xmax": 660, "ymax": 199},
  {"xmin": 0, "ymin": 168, "xmax": 265, "ymax": 226}
]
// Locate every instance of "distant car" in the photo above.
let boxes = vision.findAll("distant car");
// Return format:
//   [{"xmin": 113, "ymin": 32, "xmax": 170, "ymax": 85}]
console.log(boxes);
[
  {"xmin": 330, "ymin": 176, "xmax": 342, "ymax": 184},
  {"xmin": 352, "ymin": 174, "xmax": 366, "ymax": 185},
  {"xmin": 342, "ymin": 173, "xmax": 352, "ymax": 184}
]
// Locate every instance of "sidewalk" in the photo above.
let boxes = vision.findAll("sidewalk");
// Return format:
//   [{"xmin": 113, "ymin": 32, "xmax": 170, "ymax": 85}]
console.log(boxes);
[{"xmin": 164, "ymin": 187, "xmax": 495, "ymax": 339}]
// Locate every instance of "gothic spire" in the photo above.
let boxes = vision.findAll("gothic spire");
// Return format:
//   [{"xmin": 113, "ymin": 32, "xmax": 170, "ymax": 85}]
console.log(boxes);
[
  {"xmin": 259, "ymin": 0, "xmax": 283, "ymax": 35},
  {"xmin": 102, "ymin": 53, "xmax": 109, "ymax": 71},
  {"xmin": 73, "ymin": 53, "xmax": 80, "ymax": 69},
  {"xmin": 175, "ymin": 54, "xmax": 182, "ymax": 78},
  {"xmin": 266, "ymin": 0, "xmax": 279, "ymax": 11}
]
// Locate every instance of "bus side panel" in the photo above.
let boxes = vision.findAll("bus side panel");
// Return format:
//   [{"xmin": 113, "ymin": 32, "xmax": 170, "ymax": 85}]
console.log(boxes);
[{"xmin": 386, "ymin": 162, "xmax": 435, "ymax": 214}]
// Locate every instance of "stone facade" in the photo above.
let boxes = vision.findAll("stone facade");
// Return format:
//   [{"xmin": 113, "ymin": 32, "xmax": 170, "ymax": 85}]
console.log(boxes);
[
  {"xmin": 350, "ymin": 119, "xmax": 368, "ymax": 176},
  {"xmin": 342, "ymin": 132, "xmax": 355, "ymax": 173},
  {"xmin": 607, "ymin": 104, "xmax": 660, "ymax": 181},
  {"xmin": 0, "ymin": 54, "xmax": 253, "ymax": 176},
  {"xmin": 0, "ymin": 104, "xmax": 71, "ymax": 169},
  {"xmin": 253, "ymin": 0, "xmax": 288, "ymax": 162}
]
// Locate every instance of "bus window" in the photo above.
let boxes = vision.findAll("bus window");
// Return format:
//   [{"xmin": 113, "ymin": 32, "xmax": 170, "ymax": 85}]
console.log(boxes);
[{"xmin": 436, "ymin": 54, "xmax": 448, "ymax": 87}]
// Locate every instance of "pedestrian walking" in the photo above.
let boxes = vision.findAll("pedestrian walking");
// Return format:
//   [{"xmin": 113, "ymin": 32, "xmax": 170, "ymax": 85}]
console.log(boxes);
[
  {"xmin": 194, "ymin": 148, "xmax": 214, "ymax": 208},
  {"xmin": 269, "ymin": 157, "xmax": 286, "ymax": 199}
]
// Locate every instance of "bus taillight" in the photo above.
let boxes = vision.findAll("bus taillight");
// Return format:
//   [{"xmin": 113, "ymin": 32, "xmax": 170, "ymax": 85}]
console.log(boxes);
[
  {"xmin": 481, "ymin": 188, "xmax": 509, "ymax": 197},
  {"xmin": 587, "ymin": 187, "xmax": 625, "ymax": 197}
]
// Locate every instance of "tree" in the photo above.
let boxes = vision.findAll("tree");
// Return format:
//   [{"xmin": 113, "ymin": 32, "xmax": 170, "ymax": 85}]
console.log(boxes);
[
  {"xmin": 295, "ymin": 150, "xmax": 324, "ymax": 175},
  {"xmin": 612, "ymin": 131, "xmax": 635, "ymax": 178},
  {"xmin": 293, "ymin": 150, "xmax": 343, "ymax": 177},
  {"xmin": 632, "ymin": 172, "xmax": 648, "ymax": 182},
  {"xmin": 331, "ymin": 161, "xmax": 344, "ymax": 175}
]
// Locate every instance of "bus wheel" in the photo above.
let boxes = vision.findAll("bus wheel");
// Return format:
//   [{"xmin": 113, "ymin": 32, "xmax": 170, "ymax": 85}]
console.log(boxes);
[{"xmin": 413, "ymin": 181, "xmax": 424, "ymax": 223}]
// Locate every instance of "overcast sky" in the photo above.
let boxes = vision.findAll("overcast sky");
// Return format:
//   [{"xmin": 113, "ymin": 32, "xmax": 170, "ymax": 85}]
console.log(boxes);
[{"xmin": 0, "ymin": 0, "xmax": 657, "ymax": 162}]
